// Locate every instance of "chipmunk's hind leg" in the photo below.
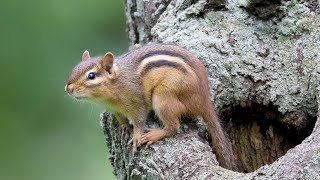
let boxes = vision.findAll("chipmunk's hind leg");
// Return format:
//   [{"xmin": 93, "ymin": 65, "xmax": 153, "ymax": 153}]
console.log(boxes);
[{"xmin": 140, "ymin": 94, "xmax": 186, "ymax": 147}]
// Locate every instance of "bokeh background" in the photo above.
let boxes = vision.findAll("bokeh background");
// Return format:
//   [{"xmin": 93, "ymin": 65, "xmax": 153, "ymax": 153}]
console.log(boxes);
[{"xmin": 0, "ymin": 0, "xmax": 128, "ymax": 179}]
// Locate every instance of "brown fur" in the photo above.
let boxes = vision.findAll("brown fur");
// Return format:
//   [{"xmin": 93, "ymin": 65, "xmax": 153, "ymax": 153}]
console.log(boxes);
[{"xmin": 65, "ymin": 44, "xmax": 236, "ymax": 170}]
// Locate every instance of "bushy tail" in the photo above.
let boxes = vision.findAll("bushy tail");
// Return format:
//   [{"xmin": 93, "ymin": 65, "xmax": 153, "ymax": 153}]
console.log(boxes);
[{"xmin": 203, "ymin": 107, "xmax": 237, "ymax": 170}]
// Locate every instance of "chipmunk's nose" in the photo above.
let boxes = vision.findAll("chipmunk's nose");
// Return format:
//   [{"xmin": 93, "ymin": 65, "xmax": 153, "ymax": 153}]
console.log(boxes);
[{"xmin": 65, "ymin": 83, "xmax": 74, "ymax": 93}]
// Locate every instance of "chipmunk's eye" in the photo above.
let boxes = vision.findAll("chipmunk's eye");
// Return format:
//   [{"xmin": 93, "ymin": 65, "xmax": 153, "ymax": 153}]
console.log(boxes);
[{"xmin": 87, "ymin": 72, "xmax": 96, "ymax": 80}]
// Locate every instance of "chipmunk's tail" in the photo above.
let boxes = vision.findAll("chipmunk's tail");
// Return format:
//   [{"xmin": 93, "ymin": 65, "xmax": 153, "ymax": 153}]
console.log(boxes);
[{"xmin": 202, "ymin": 104, "xmax": 237, "ymax": 170}]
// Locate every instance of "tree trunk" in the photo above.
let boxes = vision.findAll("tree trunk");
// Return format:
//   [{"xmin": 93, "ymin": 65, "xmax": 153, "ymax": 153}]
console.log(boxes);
[{"xmin": 102, "ymin": 0, "xmax": 320, "ymax": 179}]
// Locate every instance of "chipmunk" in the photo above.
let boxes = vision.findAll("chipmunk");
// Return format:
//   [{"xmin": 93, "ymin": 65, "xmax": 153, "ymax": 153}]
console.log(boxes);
[{"xmin": 65, "ymin": 44, "xmax": 236, "ymax": 170}]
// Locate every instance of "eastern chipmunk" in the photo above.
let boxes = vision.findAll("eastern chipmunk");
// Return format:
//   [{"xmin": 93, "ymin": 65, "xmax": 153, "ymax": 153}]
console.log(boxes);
[{"xmin": 65, "ymin": 44, "xmax": 236, "ymax": 170}]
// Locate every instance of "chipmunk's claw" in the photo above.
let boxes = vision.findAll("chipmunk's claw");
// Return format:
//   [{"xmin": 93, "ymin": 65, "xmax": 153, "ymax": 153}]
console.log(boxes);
[
  {"xmin": 128, "ymin": 136, "xmax": 141, "ymax": 155},
  {"xmin": 121, "ymin": 124, "xmax": 130, "ymax": 141}
]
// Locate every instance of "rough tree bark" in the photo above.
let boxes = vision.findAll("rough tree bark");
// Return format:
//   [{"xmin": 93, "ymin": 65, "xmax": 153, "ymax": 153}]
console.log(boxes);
[{"xmin": 101, "ymin": 0, "xmax": 320, "ymax": 179}]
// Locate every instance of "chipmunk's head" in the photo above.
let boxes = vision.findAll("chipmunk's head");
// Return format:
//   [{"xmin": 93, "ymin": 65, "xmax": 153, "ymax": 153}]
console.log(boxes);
[{"xmin": 65, "ymin": 50, "xmax": 118, "ymax": 100}]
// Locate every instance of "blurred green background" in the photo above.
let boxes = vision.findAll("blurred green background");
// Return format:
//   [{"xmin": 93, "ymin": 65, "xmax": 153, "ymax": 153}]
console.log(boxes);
[{"xmin": 0, "ymin": 0, "xmax": 128, "ymax": 179}]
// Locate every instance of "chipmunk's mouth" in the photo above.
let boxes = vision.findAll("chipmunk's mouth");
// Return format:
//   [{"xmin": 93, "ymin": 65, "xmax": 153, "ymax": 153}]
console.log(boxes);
[
  {"xmin": 67, "ymin": 92, "xmax": 88, "ymax": 100},
  {"xmin": 74, "ymin": 96, "xmax": 86, "ymax": 99}
]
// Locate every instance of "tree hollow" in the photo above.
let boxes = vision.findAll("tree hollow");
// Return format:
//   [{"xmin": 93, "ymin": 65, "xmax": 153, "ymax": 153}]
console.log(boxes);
[{"xmin": 221, "ymin": 103, "xmax": 316, "ymax": 172}]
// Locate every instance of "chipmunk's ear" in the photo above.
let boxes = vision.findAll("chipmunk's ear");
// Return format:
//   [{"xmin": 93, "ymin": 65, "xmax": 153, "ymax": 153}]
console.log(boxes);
[
  {"xmin": 82, "ymin": 50, "xmax": 90, "ymax": 61},
  {"xmin": 99, "ymin": 52, "xmax": 114, "ymax": 73}
]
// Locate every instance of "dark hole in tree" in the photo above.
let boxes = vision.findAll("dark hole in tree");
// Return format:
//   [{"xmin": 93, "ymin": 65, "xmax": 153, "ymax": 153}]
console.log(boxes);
[
  {"xmin": 220, "ymin": 103, "xmax": 316, "ymax": 173},
  {"xmin": 244, "ymin": 0, "xmax": 282, "ymax": 20}
]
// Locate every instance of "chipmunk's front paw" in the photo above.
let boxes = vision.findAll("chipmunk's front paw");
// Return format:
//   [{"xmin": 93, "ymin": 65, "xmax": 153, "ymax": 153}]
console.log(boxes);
[
  {"xmin": 120, "ymin": 124, "xmax": 131, "ymax": 141},
  {"xmin": 128, "ymin": 135, "xmax": 141, "ymax": 154}
]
